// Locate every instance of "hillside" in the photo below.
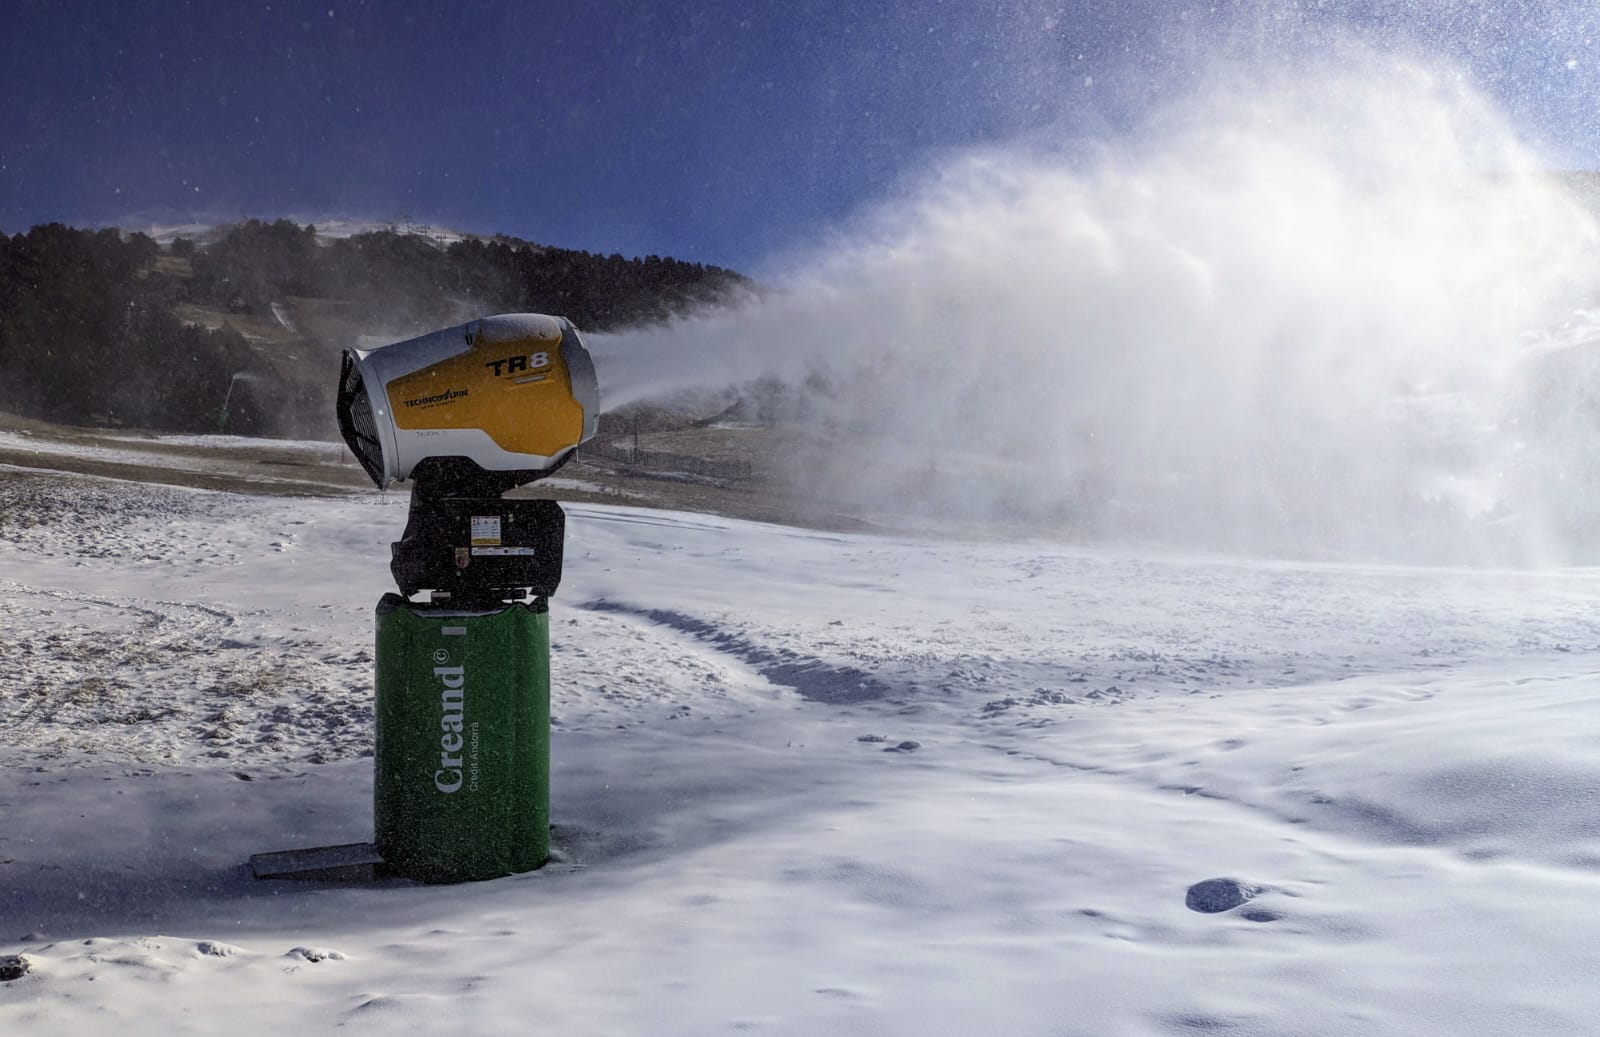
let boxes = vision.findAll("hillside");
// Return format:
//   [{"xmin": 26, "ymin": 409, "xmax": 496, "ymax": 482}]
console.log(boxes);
[{"xmin": 0, "ymin": 220, "xmax": 751, "ymax": 440}]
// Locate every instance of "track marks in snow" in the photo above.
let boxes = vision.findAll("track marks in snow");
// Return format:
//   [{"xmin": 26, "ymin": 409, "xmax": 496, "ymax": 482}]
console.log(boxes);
[
  {"xmin": 570, "ymin": 598, "xmax": 1353, "ymax": 733},
  {"xmin": 0, "ymin": 583, "xmax": 372, "ymax": 766},
  {"xmin": 583, "ymin": 600, "xmax": 893, "ymax": 704}
]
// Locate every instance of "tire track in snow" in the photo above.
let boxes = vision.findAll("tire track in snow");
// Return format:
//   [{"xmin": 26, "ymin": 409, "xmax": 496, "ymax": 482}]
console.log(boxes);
[{"xmin": 580, "ymin": 600, "xmax": 893, "ymax": 704}]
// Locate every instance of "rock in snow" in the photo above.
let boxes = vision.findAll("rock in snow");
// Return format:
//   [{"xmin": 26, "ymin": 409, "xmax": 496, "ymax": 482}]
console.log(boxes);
[{"xmin": 1185, "ymin": 877, "xmax": 1260, "ymax": 913}]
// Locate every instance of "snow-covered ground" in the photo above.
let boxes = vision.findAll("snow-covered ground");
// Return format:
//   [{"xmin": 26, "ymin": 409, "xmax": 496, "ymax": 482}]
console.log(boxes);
[{"xmin": 5, "ymin": 463, "xmax": 1600, "ymax": 1035}]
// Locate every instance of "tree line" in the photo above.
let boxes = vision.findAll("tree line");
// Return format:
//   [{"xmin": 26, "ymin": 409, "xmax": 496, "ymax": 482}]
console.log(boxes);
[
  {"xmin": 186, "ymin": 219, "xmax": 750, "ymax": 330},
  {"xmin": 0, "ymin": 219, "xmax": 750, "ymax": 436},
  {"xmin": 0, "ymin": 224, "xmax": 256, "ymax": 433}
]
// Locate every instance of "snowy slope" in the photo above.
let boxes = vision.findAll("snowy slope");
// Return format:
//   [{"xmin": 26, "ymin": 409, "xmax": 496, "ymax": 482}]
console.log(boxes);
[{"xmin": 4, "ymin": 464, "xmax": 1600, "ymax": 1035}]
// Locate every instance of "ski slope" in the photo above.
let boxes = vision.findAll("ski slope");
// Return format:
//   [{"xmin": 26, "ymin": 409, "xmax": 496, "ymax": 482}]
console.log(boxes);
[{"xmin": 4, "ymin": 464, "xmax": 1600, "ymax": 1035}]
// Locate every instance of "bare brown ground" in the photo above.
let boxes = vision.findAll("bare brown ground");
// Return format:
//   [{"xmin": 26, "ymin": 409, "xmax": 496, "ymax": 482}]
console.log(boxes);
[{"xmin": 0, "ymin": 411, "xmax": 880, "ymax": 532}]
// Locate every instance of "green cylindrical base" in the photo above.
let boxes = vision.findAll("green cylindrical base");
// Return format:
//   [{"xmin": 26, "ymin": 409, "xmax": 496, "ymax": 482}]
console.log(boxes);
[{"xmin": 373, "ymin": 593, "xmax": 550, "ymax": 882}]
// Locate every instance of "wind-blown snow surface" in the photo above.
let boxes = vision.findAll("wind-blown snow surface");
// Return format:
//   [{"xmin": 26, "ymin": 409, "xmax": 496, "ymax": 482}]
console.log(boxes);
[{"xmin": 5, "ymin": 466, "xmax": 1600, "ymax": 1035}]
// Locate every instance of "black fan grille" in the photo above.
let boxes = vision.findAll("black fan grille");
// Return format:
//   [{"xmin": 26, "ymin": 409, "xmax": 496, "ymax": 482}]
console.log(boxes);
[{"xmin": 336, "ymin": 352, "xmax": 387, "ymax": 487}]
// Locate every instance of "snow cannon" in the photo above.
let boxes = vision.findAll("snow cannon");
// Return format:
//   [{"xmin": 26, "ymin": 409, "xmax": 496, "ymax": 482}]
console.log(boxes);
[
  {"xmin": 254, "ymin": 314, "xmax": 599, "ymax": 886},
  {"xmin": 336, "ymin": 313, "xmax": 599, "ymax": 605},
  {"xmin": 336, "ymin": 312, "xmax": 599, "ymax": 492}
]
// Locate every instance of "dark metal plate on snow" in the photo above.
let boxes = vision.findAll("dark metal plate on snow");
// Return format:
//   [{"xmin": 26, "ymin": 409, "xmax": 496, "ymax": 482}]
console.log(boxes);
[{"xmin": 249, "ymin": 842, "xmax": 385, "ymax": 881}]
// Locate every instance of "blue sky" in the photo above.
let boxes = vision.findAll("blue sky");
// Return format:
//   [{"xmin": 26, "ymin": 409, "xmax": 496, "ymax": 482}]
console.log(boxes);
[{"xmin": 2, "ymin": 1, "xmax": 1596, "ymax": 273}]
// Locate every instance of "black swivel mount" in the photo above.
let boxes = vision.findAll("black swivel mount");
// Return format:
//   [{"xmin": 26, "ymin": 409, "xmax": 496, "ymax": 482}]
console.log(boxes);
[{"xmin": 390, "ymin": 456, "xmax": 568, "ymax": 607}]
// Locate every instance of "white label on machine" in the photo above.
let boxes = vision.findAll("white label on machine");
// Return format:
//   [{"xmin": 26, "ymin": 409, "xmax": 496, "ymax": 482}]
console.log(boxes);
[{"xmin": 470, "ymin": 515, "xmax": 502, "ymax": 546}]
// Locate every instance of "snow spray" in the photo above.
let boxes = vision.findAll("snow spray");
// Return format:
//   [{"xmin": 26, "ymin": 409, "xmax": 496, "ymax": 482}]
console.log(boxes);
[{"xmin": 588, "ymin": 32, "xmax": 1600, "ymax": 565}]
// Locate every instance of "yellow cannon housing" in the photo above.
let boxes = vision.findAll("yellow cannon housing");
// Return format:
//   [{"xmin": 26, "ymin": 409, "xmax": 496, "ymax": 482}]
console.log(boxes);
[{"xmin": 337, "ymin": 313, "xmax": 600, "ymax": 490}]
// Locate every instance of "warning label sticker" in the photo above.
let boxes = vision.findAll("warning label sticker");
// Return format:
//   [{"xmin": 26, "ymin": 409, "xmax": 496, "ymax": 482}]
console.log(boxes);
[{"xmin": 470, "ymin": 516, "xmax": 502, "ymax": 547}]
